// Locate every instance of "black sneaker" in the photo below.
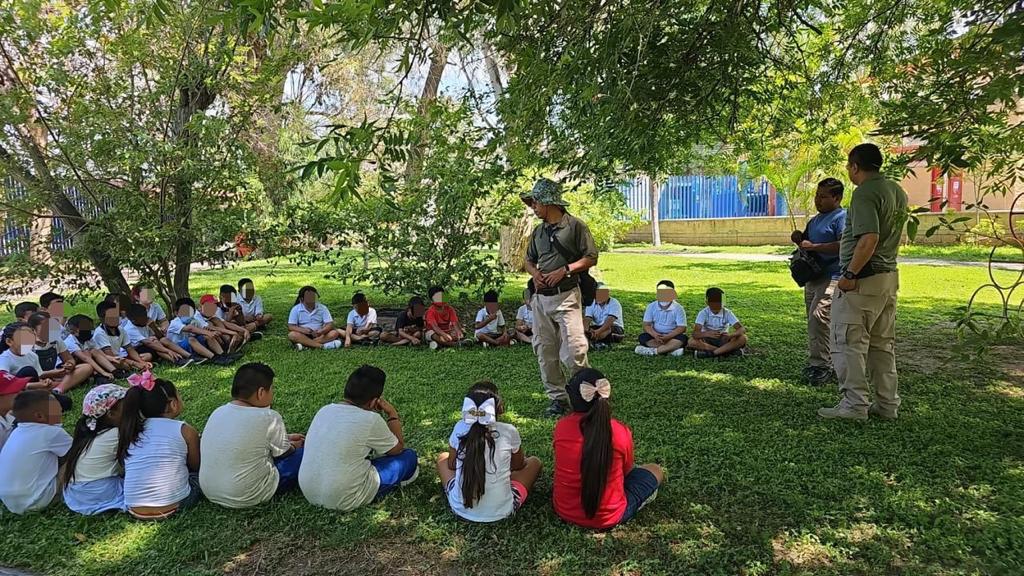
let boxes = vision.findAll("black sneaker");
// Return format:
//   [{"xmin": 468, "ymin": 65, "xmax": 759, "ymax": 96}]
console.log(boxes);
[
  {"xmin": 211, "ymin": 355, "xmax": 235, "ymax": 366},
  {"xmin": 94, "ymin": 375, "xmax": 115, "ymax": 385},
  {"xmin": 51, "ymin": 390, "xmax": 73, "ymax": 412},
  {"xmin": 695, "ymin": 350, "xmax": 716, "ymax": 360},
  {"xmin": 250, "ymin": 332, "xmax": 264, "ymax": 341},
  {"xmin": 225, "ymin": 352, "xmax": 244, "ymax": 361},
  {"xmin": 193, "ymin": 356, "xmax": 210, "ymax": 366},
  {"xmin": 174, "ymin": 357, "xmax": 195, "ymax": 368},
  {"xmin": 544, "ymin": 400, "xmax": 567, "ymax": 418},
  {"xmin": 112, "ymin": 369, "xmax": 131, "ymax": 380}
]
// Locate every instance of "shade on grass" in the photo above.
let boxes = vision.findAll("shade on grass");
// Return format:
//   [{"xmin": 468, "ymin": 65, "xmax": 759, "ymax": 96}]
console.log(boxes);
[{"xmin": 0, "ymin": 253, "xmax": 1021, "ymax": 576}]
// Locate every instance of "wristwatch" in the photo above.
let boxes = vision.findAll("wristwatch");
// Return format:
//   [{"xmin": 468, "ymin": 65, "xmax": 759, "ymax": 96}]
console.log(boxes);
[
  {"xmin": 564, "ymin": 264, "xmax": 572, "ymax": 276},
  {"xmin": 842, "ymin": 270, "xmax": 857, "ymax": 280}
]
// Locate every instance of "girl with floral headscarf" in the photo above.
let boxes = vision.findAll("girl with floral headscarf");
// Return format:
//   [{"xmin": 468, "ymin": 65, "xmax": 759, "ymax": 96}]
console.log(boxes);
[{"xmin": 63, "ymin": 383, "xmax": 129, "ymax": 515}]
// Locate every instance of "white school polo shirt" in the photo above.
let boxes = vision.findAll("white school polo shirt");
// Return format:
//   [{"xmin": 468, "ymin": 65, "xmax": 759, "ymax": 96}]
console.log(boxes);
[
  {"xmin": 642, "ymin": 301, "xmax": 687, "ymax": 334},
  {"xmin": 585, "ymin": 298, "xmax": 625, "ymax": 329},
  {"xmin": 288, "ymin": 303, "xmax": 333, "ymax": 331}
]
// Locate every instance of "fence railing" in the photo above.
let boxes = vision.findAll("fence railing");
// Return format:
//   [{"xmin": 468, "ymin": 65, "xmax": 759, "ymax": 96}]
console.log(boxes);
[
  {"xmin": 620, "ymin": 175, "xmax": 787, "ymax": 220},
  {"xmin": 1, "ymin": 176, "xmax": 109, "ymax": 258}
]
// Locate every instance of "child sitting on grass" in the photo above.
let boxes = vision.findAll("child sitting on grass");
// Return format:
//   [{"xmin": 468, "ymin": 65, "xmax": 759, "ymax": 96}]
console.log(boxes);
[
  {"xmin": 167, "ymin": 298, "xmax": 229, "ymax": 366},
  {"xmin": 118, "ymin": 373, "xmax": 202, "ymax": 520},
  {"xmin": 63, "ymin": 384, "xmax": 129, "ymax": 515},
  {"xmin": 287, "ymin": 286, "xmax": 342, "ymax": 351},
  {"xmin": 64, "ymin": 315, "xmax": 115, "ymax": 384},
  {"xmin": 514, "ymin": 289, "xmax": 533, "ymax": 344},
  {"xmin": 635, "ymin": 280, "xmax": 688, "ymax": 357},
  {"xmin": 198, "ymin": 294, "xmax": 248, "ymax": 353},
  {"xmin": 0, "ymin": 389, "xmax": 72, "ymax": 514},
  {"xmin": 584, "ymin": 282, "xmax": 625, "ymax": 350},
  {"xmin": 344, "ymin": 292, "xmax": 380, "ymax": 348},
  {"xmin": 0, "ymin": 323, "xmax": 71, "ymax": 411},
  {"xmin": 425, "ymin": 286, "xmax": 464, "ymax": 350},
  {"xmin": 553, "ymin": 368, "xmax": 665, "ymax": 530},
  {"xmin": 125, "ymin": 304, "xmax": 192, "ymax": 367},
  {"xmin": 237, "ymin": 278, "xmax": 273, "ymax": 332},
  {"xmin": 299, "ymin": 365, "xmax": 418, "ymax": 512},
  {"xmin": 437, "ymin": 381, "xmax": 542, "ymax": 523},
  {"xmin": 688, "ymin": 287, "xmax": 748, "ymax": 359},
  {"xmin": 93, "ymin": 301, "xmax": 153, "ymax": 376},
  {"xmin": 200, "ymin": 363, "xmax": 305, "ymax": 509},
  {"xmin": 380, "ymin": 296, "xmax": 426, "ymax": 347},
  {"xmin": 131, "ymin": 285, "xmax": 169, "ymax": 333},
  {"xmin": 28, "ymin": 312, "xmax": 94, "ymax": 394},
  {"xmin": 218, "ymin": 285, "xmax": 263, "ymax": 340},
  {"xmin": 474, "ymin": 290, "xmax": 512, "ymax": 348}
]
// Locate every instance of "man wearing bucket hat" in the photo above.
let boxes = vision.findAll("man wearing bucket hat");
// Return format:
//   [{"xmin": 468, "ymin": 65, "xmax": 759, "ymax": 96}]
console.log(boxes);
[{"xmin": 522, "ymin": 178, "xmax": 599, "ymax": 417}]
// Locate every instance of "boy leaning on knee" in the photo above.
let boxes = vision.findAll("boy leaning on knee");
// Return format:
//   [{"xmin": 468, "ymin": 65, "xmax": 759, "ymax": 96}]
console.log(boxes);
[{"xmin": 688, "ymin": 287, "xmax": 748, "ymax": 359}]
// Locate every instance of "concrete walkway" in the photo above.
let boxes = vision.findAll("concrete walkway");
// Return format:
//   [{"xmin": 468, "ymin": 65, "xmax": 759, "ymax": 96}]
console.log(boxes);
[
  {"xmin": 0, "ymin": 568, "xmax": 36, "ymax": 576},
  {"xmin": 612, "ymin": 248, "xmax": 1024, "ymax": 271}
]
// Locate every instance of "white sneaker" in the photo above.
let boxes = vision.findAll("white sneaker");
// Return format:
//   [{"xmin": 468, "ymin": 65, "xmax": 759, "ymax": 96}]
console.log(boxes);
[
  {"xmin": 294, "ymin": 343, "xmax": 304, "ymax": 351},
  {"xmin": 634, "ymin": 345, "xmax": 657, "ymax": 356},
  {"xmin": 323, "ymin": 340, "xmax": 342, "ymax": 350},
  {"xmin": 429, "ymin": 341, "xmax": 439, "ymax": 350},
  {"xmin": 482, "ymin": 342, "xmax": 490, "ymax": 349},
  {"xmin": 509, "ymin": 339, "xmax": 517, "ymax": 346},
  {"xmin": 670, "ymin": 348, "xmax": 686, "ymax": 357}
]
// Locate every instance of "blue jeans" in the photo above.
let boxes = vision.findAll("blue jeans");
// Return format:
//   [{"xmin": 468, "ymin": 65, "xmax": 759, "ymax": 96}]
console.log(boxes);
[
  {"xmin": 274, "ymin": 447, "xmax": 304, "ymax": 495},
  {"xmin": 371, "ymin": 448, "xmax": 418, "ymax": 499},
  {"xmin": 178, "ymin": 472, "xmax": 203, "ymax": 510},
  {"xmin": 618, "ymin": 467, "xmax": 660, "ymax": 524}
]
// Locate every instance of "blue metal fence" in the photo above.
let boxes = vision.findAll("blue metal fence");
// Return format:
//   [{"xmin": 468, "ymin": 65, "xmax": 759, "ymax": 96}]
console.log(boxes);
[
  {"xmin": 621, "ymin": 175, "xmax": 787, "ymax": 220},
  {"xmin": 1, "ymin": 177, "xmax": 109, "ymax": 257}
]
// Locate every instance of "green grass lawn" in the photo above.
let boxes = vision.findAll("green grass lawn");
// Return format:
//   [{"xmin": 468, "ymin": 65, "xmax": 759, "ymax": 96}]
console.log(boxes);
[
  {"xmin": 1, "ymin": 254, "xmax": 1022, "ymax": 576},
  {"xmin": 617, "ymin": 242, "xmax": 1024, "ymax": 263}
]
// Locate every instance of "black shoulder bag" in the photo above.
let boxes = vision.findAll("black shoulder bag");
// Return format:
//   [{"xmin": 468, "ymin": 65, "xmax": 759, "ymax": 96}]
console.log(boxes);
[{"xmin": 789, "ymin": 248, "xmax": 825, "ymax": 287}]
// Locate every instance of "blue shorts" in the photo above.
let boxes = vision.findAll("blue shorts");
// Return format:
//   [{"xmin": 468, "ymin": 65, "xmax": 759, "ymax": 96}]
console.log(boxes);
[
  {"xmin": 638, "ymin": 333, "xmax": 687, "ymax": 347},
  {"xmin": 176, "ymin": 335, "xmax": 207, "ymax": 354},
  {"xmin": 618, "ymin": 467, "xmax": 660, "ymax": 524},
  {"xmin": 274, "ymin": 447, "xmax": 304, "ymax": 495},
  {"xmin": 371, "ymin": 448, "xmax": 418, "ymax": 499}
]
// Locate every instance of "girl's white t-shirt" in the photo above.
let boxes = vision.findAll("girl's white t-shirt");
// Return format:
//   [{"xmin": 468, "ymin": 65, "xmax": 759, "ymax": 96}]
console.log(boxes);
[
  {"xmin": 446, "ymin": 421, "xmax": 521, "ymax": 523},
  {"xmin": 71, "ymin": 428, "xmax": 122, "ymax": 484},
  {"xmin": 0, "ymin": 349, "xmax": 43, "ymax": 375},
  {"xmin": 474, "ymin": 309, "xmax": 506, "ymax": 336}
]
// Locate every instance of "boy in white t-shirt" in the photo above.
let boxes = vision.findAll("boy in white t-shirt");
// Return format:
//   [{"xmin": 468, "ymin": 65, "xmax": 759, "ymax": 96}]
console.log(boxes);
[
  {"xmin": 28, "ymin": 312, "xmax": 94, "ymax": 394},
  {"xmin": 298, "ymin": 365, "xmax": 418, "ymax": 512},
  {"xmin": 636, "ymin": 279, "xmax": 688, "ymax": 357},
  {"xmin": 584, "ymin": 282, "xmax": 625, "ymax": 350},
  {"xmin": 237, "ymin": 278, "xmax": 273, "ymax": 331},
  {"xmin": 0, "ymin": 390, "xmax": 72, "ymax": 514},
  {"xmin": 688, "ymin": 287, "xmax": 748, "ymax": 359},
  {"xmin": 344, "ymin": 292, "xmax": 380, "ymax": 348},
  {"xmin": 92, "ymin": 301, "xmax": 152, "ymax": 377},
  {"xmin": 514, "ymin": 289, "xmax": 533, "ymax": 344},
  {"xmin": 200, "ymin": 363, "xmax": 305, "ymax": 508},
  {"xmin": 64, "ymin": 315, "xmax": 115, "ymax": 384},
  {"xmin": 474, "ymin": 290, "xmax": 511, "ymax": 347},
  {"xmin": 167, "ymin": 297, "xmax": 231, "ymax": 366},
  {"xmin": 126, "ymin": 304, "xmax": 193, "ymax": 367}
]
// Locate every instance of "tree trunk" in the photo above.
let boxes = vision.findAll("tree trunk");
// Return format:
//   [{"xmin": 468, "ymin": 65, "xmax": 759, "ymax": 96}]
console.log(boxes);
[
  {"xmin": 649, "ymin": 176, "xmax": 662, "ymax": 247},
  {"xmin": 404, "ymin": 43, "xmax": 449, "ymax": 184},
  {"xmin": 482, "ymin": 42, "xmax": 504, "ymax": 97},
  {"xmin": 499, "ymin": 206, "xmax": 534, "ymax": 272}
]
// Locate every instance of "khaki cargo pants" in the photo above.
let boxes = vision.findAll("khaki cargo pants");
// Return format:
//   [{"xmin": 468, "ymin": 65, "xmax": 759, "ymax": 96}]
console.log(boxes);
[
  {"xmin": 831, "ymin": 271, "xmax": 900, "ymax": 412},
  {"xmin": 532, "ymin": 287, "xmax": 590, "ymax": 403},
  {"xmin": 805, "ymin": 276, "xmax": 837, "ymax": 368}
]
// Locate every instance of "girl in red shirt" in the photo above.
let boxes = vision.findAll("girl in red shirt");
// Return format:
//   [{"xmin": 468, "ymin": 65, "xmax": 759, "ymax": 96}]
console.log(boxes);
[{"xmin": 552, "ymin": 368, "xmax": 665, "ymax": 529}]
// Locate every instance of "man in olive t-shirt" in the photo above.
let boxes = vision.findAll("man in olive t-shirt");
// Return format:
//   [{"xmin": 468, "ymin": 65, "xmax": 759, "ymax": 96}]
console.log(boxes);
[{"xmin": 818, "ymin": 143, "xmax": 908, "ymax": 421}]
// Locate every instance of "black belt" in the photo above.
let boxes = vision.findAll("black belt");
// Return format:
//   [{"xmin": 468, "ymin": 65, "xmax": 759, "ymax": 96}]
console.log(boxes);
[{"xmin": 536, "ymin": 280, "xmax": 578, "ymax": 296}]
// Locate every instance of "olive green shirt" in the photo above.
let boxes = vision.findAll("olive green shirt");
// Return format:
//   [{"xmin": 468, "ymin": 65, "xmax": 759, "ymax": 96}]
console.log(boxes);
[
  {"xmin": 840, "ymin": 174, "xmax": 908, "ymax": 274},
  {"xmin": 526, "ymin": 212, "xmax": 599, "ymax": 287}
]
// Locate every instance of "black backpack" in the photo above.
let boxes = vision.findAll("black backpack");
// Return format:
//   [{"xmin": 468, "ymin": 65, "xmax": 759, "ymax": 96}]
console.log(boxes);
[{"xmin": 789, "ymin": 248, "xmax": 825, "ymax": 287}]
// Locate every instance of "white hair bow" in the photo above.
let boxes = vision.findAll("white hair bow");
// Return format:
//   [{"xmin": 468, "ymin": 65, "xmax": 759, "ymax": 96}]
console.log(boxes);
[
  {"xmin": 580, "ymin": 378, "xmax": 612, "ymax": 402},
  {"xmin": 462, "ymin": 397, "xmax": 496, "ymax": 426}
]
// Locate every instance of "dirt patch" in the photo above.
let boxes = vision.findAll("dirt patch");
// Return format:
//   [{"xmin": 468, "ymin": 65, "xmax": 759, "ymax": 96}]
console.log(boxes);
[
  {"xmin": 222, "ymin": 536, "xmax": 457, "ymax": 576},
  {"xmin": 771, "ymin": 534, "xmax": 834, "ymax": 571}
]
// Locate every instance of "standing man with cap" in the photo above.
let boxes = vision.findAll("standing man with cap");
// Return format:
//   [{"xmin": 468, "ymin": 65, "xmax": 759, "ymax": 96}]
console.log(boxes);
[
  {"xmin": 522, "ymin": 178, "xmax": 599, "ymax": 417},
  {"xmin": 819, "ymin": 143, "xmax": 907, "ymax": 421}
]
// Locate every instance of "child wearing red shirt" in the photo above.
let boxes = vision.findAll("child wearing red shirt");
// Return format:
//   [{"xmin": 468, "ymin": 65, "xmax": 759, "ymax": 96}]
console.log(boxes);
[
  {"xmin": 552, "ymin": 368, "xmax": 665, "ymax": 529},
  {"xmin": 425, "ymin": 286, "xmax": 464, "ymax": 350}
]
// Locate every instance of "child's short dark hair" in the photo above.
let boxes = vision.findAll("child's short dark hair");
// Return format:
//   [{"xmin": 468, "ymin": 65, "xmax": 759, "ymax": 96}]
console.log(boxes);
[
  {"xmin": 14, "ymin": 302, "xmax": 38, "ymax": 319},
  {"xmin": 656, "ymin": 280, "xmax": 675, "ymax": 290},
  {"xmin": 13, "ymin": 389, "xmax": 53, "ymax": 419},
  {"xmin": 351, "ymin": 291, "xmax": 367, "ymax": 305},
  {"xmin": 232, "ymin": 362, "xmax": 275, "ymax": 399},
  {"xmin": 27, "ymin": 312, "xmax": 50, "ymax": 330},
  {"xmin": 483, "ymin": 290, "xmax": 499, "ymax": 303},
  {"xmin": 96, "ymin": 301, "xmax": 118, "ymax": 319},
  {"xmin": 66, "ymin": 314, "xmax": 92, "ymax": 329},
  {"xmin": 238, "ymin": 278, "xmax": 254, "ymax": 290},
  {"xmin": 706, "ymin": 287, "xmax": 724, "ymax": 302},
  {"xmin": 295, "ymin": 286, "xmax": 319, "ymax": 305},
  {"xmin": 174, "ymin": 297, "xmax": 196, "ymax": 312},
  {"xmin": 39, "ymin": 292, "xmax": 63, "ymax": 309},
  {"xmin": 127, "ymin": 303, "xmax": 148, "ymax": 323},
  {"xmin": 408, "ymin": 296, "xmax": 424, "ymax": 308},
  {"xmin": 220, "ymin": 284, "xmax": 236, "ymax": 296},
  {"xmin": 344, "ymin": 364, "xmax": 386, "ymax": 405},
  {"xmin": 427, "ymin": 286, "xmax": 444, "ymax": 300}
]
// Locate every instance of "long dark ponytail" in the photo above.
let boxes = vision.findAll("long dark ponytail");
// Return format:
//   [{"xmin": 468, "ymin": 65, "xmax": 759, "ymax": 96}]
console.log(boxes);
[
  {"xmin": 568, "ymin": 368, "xmax": 613, "ymax": 519},
  {"xmin": 63, "ymin": 415, "xmax": 116, "ymax": 488},
  {"xmin": 457, "ymin": 382, "xmax": 501, "ymax": 509},
  {"xmin": 116, "ymin": 379, "xmax": 178, "ymax": 465}
]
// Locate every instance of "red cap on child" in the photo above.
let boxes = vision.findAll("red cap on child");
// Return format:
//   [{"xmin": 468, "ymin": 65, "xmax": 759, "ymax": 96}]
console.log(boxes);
[
  {"xmin": 0, "ymin": 371, "xmax": 31, "ymax": 395},
  {"xmin": 199, "ymin": 294, "xmax": 217, "ymax": 306}
]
